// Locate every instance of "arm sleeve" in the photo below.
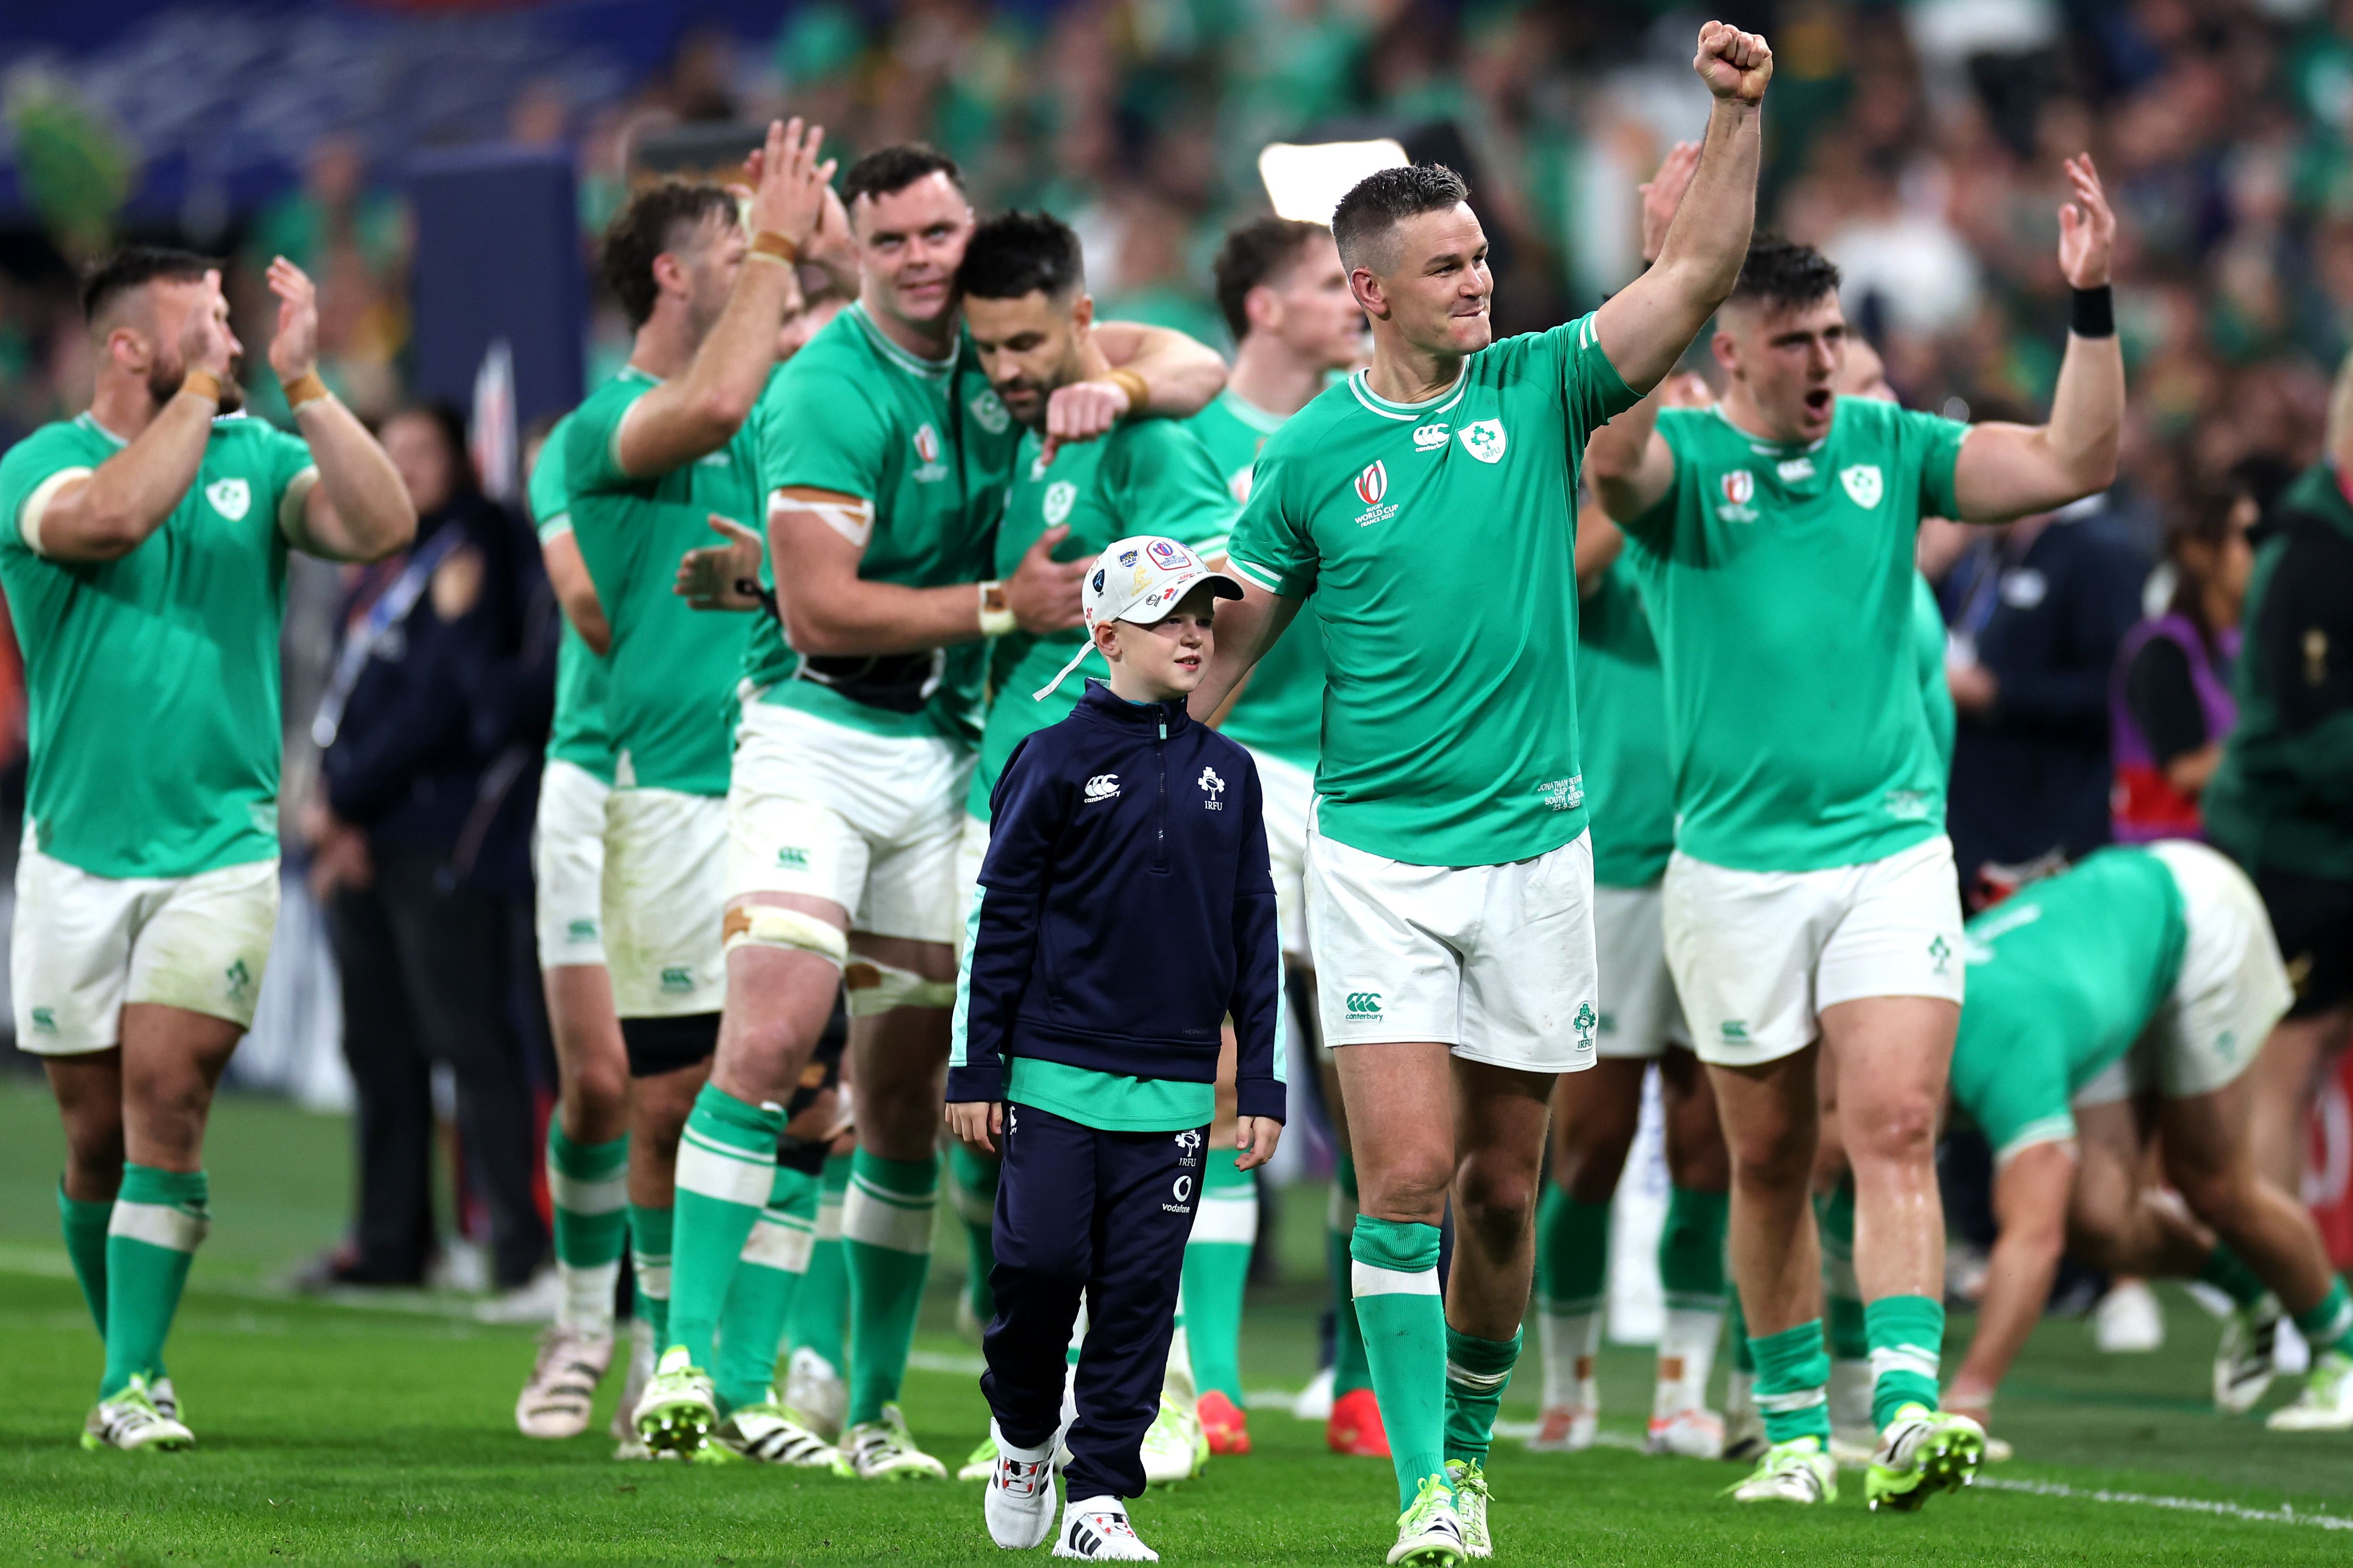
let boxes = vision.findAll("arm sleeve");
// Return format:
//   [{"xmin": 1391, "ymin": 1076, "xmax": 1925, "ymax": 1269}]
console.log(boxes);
[
  {"xmin": 1551, "ymin": 312, "xmax": 1642, "ymax": 448},
  {"xmin": 947, "ymin": 738, "xmax": 1065, "ymax": 1103},
  {"xmin": 760, "ymin": 370, "xmax": 889, "ymax": 503},
  {"xmin": 1115, "ymin": 424, "xmax": 1240, "ymax": 559},
  {"xmin": 0, "ymin": 428, "xmax": 92, "ymax": 559},
  {"xmin": 1947, "ymin": 1021, "xmax": 2076, "ymax": 1165},
  {"xmin": 2123, "ymin": 635, "xmax": 2208, "ymax": 764},
  {"xmin": 1908, "ymin": 407, "xmax": 1972, "ymax": 521},
  {"xmin": 256, "ymin": 426, "xmax": 321, "ymax": 541},
  {"xmin": 1224, "ymin": 442, "xmax": 1316, "ymax": 599},
  {"xmin": 1226, "ymin": 755, "xmax": 1287, "ymax": 1123},
  {"xmin": 2244, "ymin": 525, "xmax": 2353, "ymax": 802},
  {"xmin": 563, "ymin": 386, "xmax": 640, "ymax": 496}
]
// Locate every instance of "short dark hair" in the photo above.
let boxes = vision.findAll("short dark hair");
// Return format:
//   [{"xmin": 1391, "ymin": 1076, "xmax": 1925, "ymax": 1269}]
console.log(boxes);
[
  {"xmin": 841, "ymin": 143, "xmax": 964, "ymax": 210},
  {"xmin": 1728, "ymin": 238, "xmax": 1842, "ymax": 314},
  {"xmin": 1331, "ymin": 163, "xmax": 1470, "ymax": 272},
  {"xmin": 1213, "ymin": 218, "xmax": 1328, "ymax": 341},
  {"xmin": 81, "ymin": 246, "xmax": 214, "ymax": 325},
  {"xmin": 958, "ymin": 210, "xmax": 1084, "ymax": 302},
  {"xmin": 599, "ymin": 179, "xmax": 737, "ymax": 329}
]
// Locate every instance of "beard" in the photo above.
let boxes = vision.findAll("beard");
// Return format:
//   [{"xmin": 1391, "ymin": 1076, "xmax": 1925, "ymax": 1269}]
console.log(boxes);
[{"xmin": 151, "ymin": 350, "xmax": 244, "ymax": 414}]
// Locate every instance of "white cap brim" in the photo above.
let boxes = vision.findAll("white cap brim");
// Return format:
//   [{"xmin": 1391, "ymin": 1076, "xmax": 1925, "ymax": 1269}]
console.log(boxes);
[{"xmin": 1109, "ymin": 566, "xmax": 1245, "ymax": 625}]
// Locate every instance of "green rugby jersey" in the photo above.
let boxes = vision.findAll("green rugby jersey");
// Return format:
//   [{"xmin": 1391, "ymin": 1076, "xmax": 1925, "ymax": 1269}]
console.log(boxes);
[
  {"xmin": 526, "ymin": 409, "xmax": 615, "ymax": 786},
  {"xmin": 565, "ymin": 369, "xmax": 759, "ymax": 798},
  {"xmin": 1577, "ymin": 556, "xmax": 1674, "ymax": 888},
  {"xmin": 1620, "ymin": 397, "xmax": 1969, "ymax": 873},
  {"xmin": 1914, "ymin": 570, "xmax": 1955, "ymax": 774},
  {"xmin": 747, "ymin": 303, "xmax": 1019, "ymax": 747},
  {"xmin": 0, "ymin": 412, "xmax": 315, "ymax": 879},
  {"xmin": 1947, "ymin": 847, "xmax": 2187, "ymax": 1162},
  {"xmin": 1189, "ymin": 388, "xmax": 1325, "ymax": 771},
  {"xmin": 1228, "ymin": 314, "xmax": 1638, "ymax": 867},
  {"xmin": 967, "ymin": 420, "xmax": 1236, "ymax": 818}
]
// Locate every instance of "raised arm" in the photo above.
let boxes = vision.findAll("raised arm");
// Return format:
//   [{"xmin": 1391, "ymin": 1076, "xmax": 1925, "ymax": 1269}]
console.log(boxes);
[
  {"xmin": 767, "ymin": 491, "xmax": 1081, "ymax": 657},
  {"xmin": 611, "ymin": 119, "xmax": 834, "ymax": 478},
  {"xmin": 1189, "ymin": 578, "xmax": 1298, "ymax": 721},
  {"xmin": 1951, "ymin": 157, "xmax": 2122, "ymax": 522},
  {"xmin": 259, "ymin": 261, "xmax": 414, "ymax": 564},
  {"xmin": 34, "ymin": 272, "xmax": 236, "ymax": 564},
  {"xmin": 1584, "ymin": 146, "xmax": 1707, "ymax": 522},
  {"xmin": 1593, "ymin": 23, "xmax": 1772, "ymax": 395}
]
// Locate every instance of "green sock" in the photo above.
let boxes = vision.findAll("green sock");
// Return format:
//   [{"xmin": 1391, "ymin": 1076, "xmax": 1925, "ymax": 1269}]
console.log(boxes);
[
  {"xmin": 1728, "ymin": 1291, "xmax": 1753, "ymax": 1375},
  {"xmin": 787, "ymin": 1153, "xmax": 851, "ymax": 1371},
  {"xmin": 59, "ymin": 1181, "xmax": 111, "ymax": 1338},
  {"xmin": 548, "ymin": 1125, "xmax": 630, "ymax": 1335},
  {"xmin": 1865, "ymin": 1293, "xmax": 1945, "ymax": 1429},
  {"xmin": 1443, "ymin": 1324, "xmax": 1520, "ymax": 1466},
  {"xmin": 667, "ymin": 1084, "xmax": 785, "ymax": 1370},
  {"xmin": 842, "ymin": 1148, "xmax": 939, "ymax": 1426},
  {"xmin": 629, "ymin": 1204, "xmax": 673, "ymax": 1349},
  {"xmin": 1817, "ymin": 1185, "xmax": 1867, "ymax": 1360},
  {"xmin": 1330, "ymin": 1155, "xmax": 1371, "ymax": 1396},
  {"xmin": 2293, "ymin": 1277, "xmax": 2353, "ymax": 1359},
  {"xmin": 102, "ymin": 1165, "xmax": 208, "ymax": 1400},
  {"xmin": 947, "ymin": 1142, "xmax": 999, "ymax": 1327},
  {"xmin": 2196, "ymin": 1246, "xmax": 2271, "ymax": 1311},
  {"xmin": 714, "ymin": 1163, "xmax": 820, "ymax": 1412},
  {"xmin": 1749, "ymin": 1319, "xmax": 1831, "ymax": 1448},
  {"xmin": 1659, "ymin": 1185, "xmax": 1728, "ymax": 1306},
  {"xmin": 1182, "ymin": 1147, "xmax": 1255, "ymax": 1402},
  {"xmin": 1351, "ymin": 1215, "xmax": 1448, "ymax": 1510},
  {"xmin": 1535, "ymin": 1183, "xmax": 1612, "ymax": 1317}
]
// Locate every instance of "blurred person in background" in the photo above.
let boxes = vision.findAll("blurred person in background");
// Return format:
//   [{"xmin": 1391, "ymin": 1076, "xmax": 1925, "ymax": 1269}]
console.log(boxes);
[
  {"xmin": 307, "ymin": 401, "xmax": 551, "ymax": 1299},
  {"xmin": 2111, "ymin": 478, "xmax": 2259, "ymax": 844}
]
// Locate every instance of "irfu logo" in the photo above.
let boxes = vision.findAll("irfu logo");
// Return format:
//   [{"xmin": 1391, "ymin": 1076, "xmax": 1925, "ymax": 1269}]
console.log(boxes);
[
  {"xmin": 1928, "ymin": 935, "xmax": 1952, "ymax": 976},
  {"xmin": 1573, "ymin": 1002, "xmax": 1597, "ymax": 1049},
  {"xmin": 1345, "ymin": 992, "xmax": 1382, "ymax": 1019},
  {"xmin": 225, "ymin": 958, "xmax": 253, "ymax": 1003}
]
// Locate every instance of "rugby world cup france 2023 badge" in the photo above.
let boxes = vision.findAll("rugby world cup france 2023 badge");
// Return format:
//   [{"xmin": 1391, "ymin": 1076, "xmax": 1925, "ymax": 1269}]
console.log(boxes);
[
  {"xmin": 1716, "ymin": 468, "xmax": 1758, "ymax": 522},
  {"xmin": 1353, "ymin": 460, "xmax": 1397, "ymax": 527}
]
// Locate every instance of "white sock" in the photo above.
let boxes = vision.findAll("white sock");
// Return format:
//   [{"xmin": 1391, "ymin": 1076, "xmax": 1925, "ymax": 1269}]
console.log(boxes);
[
  {"xmin": 1829, "ymin": 1358, "xmax": 1874, "ymax": 1433},
  {"xmin": 1539, "ymin": 1308, "xmax": 1602, "ymax": 1410},
  {"xmin": 557, "ymin": 1260, "xmax": 621, "ymax": 1335},
  {"xmin": 1655, "ymin": 1304, "xmax": 1725, "ymax": 1417}
]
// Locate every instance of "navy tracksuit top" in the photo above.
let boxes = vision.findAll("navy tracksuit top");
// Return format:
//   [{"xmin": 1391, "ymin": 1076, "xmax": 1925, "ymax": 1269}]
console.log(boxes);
[{"xmin": 949, "ymin": 679, "xmax": 1285, "ymax": 1124}]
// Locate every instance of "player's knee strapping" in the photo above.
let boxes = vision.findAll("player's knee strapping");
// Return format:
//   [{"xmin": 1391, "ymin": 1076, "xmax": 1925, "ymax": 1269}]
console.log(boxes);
[
  {"xmin": 843, "ymin": 957, "xmax": 958, "ymax": 1017},
  {"xmin": 722, "ymin": 905, "xmax": 849, "ymax": 966}
]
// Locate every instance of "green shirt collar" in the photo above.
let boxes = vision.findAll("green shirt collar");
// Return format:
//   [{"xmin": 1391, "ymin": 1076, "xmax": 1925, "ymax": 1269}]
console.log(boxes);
[{"xmin": 850, "ymin": 301, "xmax": 957, "ymax": 381}]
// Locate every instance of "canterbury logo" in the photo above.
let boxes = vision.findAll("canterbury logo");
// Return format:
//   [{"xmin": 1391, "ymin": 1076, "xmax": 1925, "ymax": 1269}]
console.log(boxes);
[
  {"xmin": 1354, "ymin": 460, "xmax": 1388, "ymax": 505},
  {"xmin": 1345, "ymin": 992, "xmax": 1381, "ymax": 1016},
  {"xmin": 1084, "ymin": 773, "xmax": 1120, "ymax": 802}
]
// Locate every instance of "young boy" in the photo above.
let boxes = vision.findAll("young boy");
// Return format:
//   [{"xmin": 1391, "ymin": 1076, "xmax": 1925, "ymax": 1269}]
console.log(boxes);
[{"xmin": 949, "ymin": 535, "xmax": 1287, "ymax": 1562}]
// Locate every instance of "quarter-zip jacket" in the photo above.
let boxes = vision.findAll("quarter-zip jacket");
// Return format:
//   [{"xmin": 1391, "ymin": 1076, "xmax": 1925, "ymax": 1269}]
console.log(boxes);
[{"xmin": 950, "ymin": 680, "xmax": 1285, "ymax": 1121}]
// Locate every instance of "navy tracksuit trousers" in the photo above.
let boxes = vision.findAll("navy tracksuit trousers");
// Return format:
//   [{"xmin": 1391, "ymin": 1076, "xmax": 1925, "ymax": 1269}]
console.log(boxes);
[{"xmin": 981, "ymin": 1101, "xmax": 1207, "ymax": 1502}]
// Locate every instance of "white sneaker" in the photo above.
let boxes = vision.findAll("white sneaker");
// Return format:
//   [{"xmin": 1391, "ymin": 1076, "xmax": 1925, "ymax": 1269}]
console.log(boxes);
[
  {"xmin": 984, "ymin": 1426, "xmax": 1058, "ymax": 1549},
  {"xmin": 713, "ymin": 1398, "xmax": 841, "ymax": 1467},
  {"xmin": 1388, "ymin": 1474, "xmax": 1467, "ymax": 1566},
  {"xmin": 2215, "ymin": 1296, "xmax": 2281, "ymax": 1414},
  {"xmin": 516, "ymin": 1325, "xmax": 614, "ymax": 1439},
  {"xmin": 1291, "ymin": 1364, "xmax": 1336, "ymax": 1423},
  {"xmin": 1728, "ymin": 1437, "xmax": 1837, "ymax": 1504},
  {"xmin": 149, "ymin": 1376, "xmax": 180, "ymax": 1424},
  {"xmin": 1137, "ymin": 1392, "xmax": 1204, "ymax": 1485},
  {"xmin": 1443, "ymin": 1459, "xmax": 1492, "ymax": 1558},
  {"xmin": 1721, "ymin": 1370, "xmax": 1764, "ymax": 1464},
  {"xmin": 783, "ymin": 1345, "xmax": 848, "ymax": 1441},
  {"xmin": 842, "ymin": 1403, "xmax": 949, "ymax": 1479},
  {"xmin": 1525, "ymin": 1372, "xmax": 1597, "ymax": 1452},
  {"xmin": 2093, "ymin": 1280, "xmax": 2164, "ymax": 1352},
  {"xmin": 83, "ymin": 1376, "xmax": 194, "ymax": 1452},
  {"xmin": 1053, "ymin": 1494, "xmax": 1158, "ymax": 1561},
  {"xmin": 2266, "ymin": 1350, "xmax": 2353, "ymax": 1432},
  {"xmin": 1644, "ymin": 1406, "xmax": 1724, "ymax": 1459},
  {"xmin": 632, "ymin": 1346, "xmax": 716, "ymax": 1457}
]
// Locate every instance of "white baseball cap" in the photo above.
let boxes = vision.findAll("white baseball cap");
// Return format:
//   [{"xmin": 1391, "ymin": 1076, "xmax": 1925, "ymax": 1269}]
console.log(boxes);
[{"xmin": 1031, "ymin": 534, "xmax": 1245, "ymax": 700}]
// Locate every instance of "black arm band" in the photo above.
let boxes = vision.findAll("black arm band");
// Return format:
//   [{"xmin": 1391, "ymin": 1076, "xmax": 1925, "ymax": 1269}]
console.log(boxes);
[
  {"xmin": 738, "ymin": 577, "xmax": 781, "ymax": 621},
  {"xmin": 2070, "ymin": 285, "xmax": 2114, "ymax": 339}
]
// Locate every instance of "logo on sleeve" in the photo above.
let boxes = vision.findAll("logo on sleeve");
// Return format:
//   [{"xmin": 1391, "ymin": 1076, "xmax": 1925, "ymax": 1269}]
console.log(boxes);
[
  {"xmin": 1351, "ymin": 461, "xmax": 1397, "ymax": 527},
  {"xmin": 205, "ymin": 477, "xmax": 251, "ymax": 521},
  {"xmin": 1084, "ymin": 773, "xmax": 1121, "ymax": 802},
  {"xmin": 1456, "ymin": 419, "xmax": 1507, "ymax": 463},
  {"xmin": 1198, "ymin": 766, "xmax": 1225, "ymax": 809},
  {"xmin": 1840, "ymin": 464, "xmax": 1884, "ymax": 509},
  {"xmin": 911, "ymin": 423, "xmax": 949, "ymax": 483},
  {"xmin": 1716, "ymin": 469, "xmax": 1757, "ymax": 522},
  {"xmin": 1043, "ymin": 481, "xmax": 1076, "ymax": 525}
]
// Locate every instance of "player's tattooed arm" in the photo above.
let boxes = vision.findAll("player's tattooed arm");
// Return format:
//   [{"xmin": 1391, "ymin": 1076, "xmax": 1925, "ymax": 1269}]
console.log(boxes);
[
  {"xmin": 1594, "ymin": 22, "xmax": 1772, "ymax": 396},
  {"xmin": 1948, "ymin": 1139, "xmax": 2075, "ymax": 1428},
  {"xmin": 270, "ymin": 258, "xmax": 417, "ymax": 562},
  {"xmin": 543, "ymin": 532, "xmax": 612, "ymax": 653},
  {"xmin": 1951, "ymin": 155, "xmax": 2122, "ymax": 523},
  {"xmin": 612, "ymin": 118, "xmax": 835, "ymax": 478},
  {"xmin": 767, "ymin": 488, "xmax": 1083, "ymax": 654},
  {"xmin": 1187, "ymin": 579, "xmax": 1298, "ymax": 722}
]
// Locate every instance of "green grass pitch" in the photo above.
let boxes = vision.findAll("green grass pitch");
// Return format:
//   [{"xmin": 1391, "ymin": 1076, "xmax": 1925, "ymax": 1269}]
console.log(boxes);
[{"xmin": 3, "ymin": 1076, "xmax": 2350, "ymax": 1564}]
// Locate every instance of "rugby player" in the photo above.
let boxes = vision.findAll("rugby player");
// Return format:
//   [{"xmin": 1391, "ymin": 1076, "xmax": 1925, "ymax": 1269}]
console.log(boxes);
[
  {"xmin": 1585, "ymin": 158, "xmax": 2124, "ymax": 1507},
  {"xmin": 1192, "ymin": 23, "xmax": 1777, "ymax": 1562},
  {"xmin": 1942, "ymin": 842, "xmax": 2353, "ymax": 1433},
  {"xmin": 655, "ymin": 143, "xmax": 1226, "ymax": 1479},
  {"xmin": 2, "ymin": 248, "xmax": 414, "ymax": 1450},
  {"xmin": 1192, "ymin": 216, "xmax": 1380, "ymax": 1460}
]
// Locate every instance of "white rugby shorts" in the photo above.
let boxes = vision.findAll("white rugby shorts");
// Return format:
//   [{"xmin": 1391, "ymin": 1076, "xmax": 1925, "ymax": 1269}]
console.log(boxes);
[
  {"xmin": 13, "ymin": 842, "xmax": 279, "ymax": 1055},
  {"xmin": 604, "ymin": 786, "xmax": 727, "ymax": 1017},
  {"xmin": 1308, "ymin": 807, "xmax": 1599, "ymax": 1075},
  {"xmin": 1252, "ymin": 748, "xmax": 1314, "ymax": 968},
  {"xmin": 728, "ymin": 699, "xmax": 972, "ymax": 947},
  {"xmin": 1592, "ymin": 881, "xmax": 1690, "ymax": 1061},
  {"xmin": 1664, "ymin": 834, "xmax": 1966, "ymax": 1068},
  {"xmin": 532, "ymin": 758, "xmax": 612, "ymax": 969},
  {"xmin": 2074, "ymin": 839, "xmax": 2295, "ymax": 1107}
]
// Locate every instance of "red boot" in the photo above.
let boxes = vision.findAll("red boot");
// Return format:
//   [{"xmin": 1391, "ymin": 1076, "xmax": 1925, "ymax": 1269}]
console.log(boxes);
[
  {"xmin": 1327, "ymin": 1386, "xmax": 1391, "ymax": 1457},
  {"xmin": 1197, "ymin": 1389, "xmax": 1251, "ymax": 1456}
]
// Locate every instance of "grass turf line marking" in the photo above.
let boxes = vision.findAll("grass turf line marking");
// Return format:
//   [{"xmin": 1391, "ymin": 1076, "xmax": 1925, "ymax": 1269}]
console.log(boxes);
[{"xmin": 1978, "ymin": 1477, "xmax": 2353, "ymax": 1531}]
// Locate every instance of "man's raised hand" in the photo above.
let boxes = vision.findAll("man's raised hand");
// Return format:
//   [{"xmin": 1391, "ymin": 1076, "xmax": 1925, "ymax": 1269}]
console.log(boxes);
[
  {"xmin": 1639, "ymin": 140, "xmax": 1703, "ymax": 266},
  {"xmin": 180, "ymin": 267, "xmax": 237, "ymax": 383},
  {"xmin": 2057, "ymin": 153, "xmax": 2116, "ymax": 290},
  {"xmin": 264, "ymin": 257, "xmax": 319, "ymax": 384},
  {"xmin": 1004, "ymin": 522, "xmax": 1087, "ymax": 633},
  {"xmin": 745, "ymin": 117, "xmax": 839, "ymax": 252},
  {"xmin": 1693, "ymin": 21, "xmax": 1773, "ymax": 104}
]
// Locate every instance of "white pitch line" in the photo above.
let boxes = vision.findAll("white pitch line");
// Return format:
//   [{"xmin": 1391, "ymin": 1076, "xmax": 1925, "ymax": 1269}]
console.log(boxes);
[{"xmin": 1975, "ymin": 1477, "xmax": 2353, "ymax": 1531}]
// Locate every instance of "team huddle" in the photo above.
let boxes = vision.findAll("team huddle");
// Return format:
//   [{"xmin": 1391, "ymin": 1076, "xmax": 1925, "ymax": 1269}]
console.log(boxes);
[{"xmin": 13, "ymin": 16, "xmax": 2353, "ymax": 1568}]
